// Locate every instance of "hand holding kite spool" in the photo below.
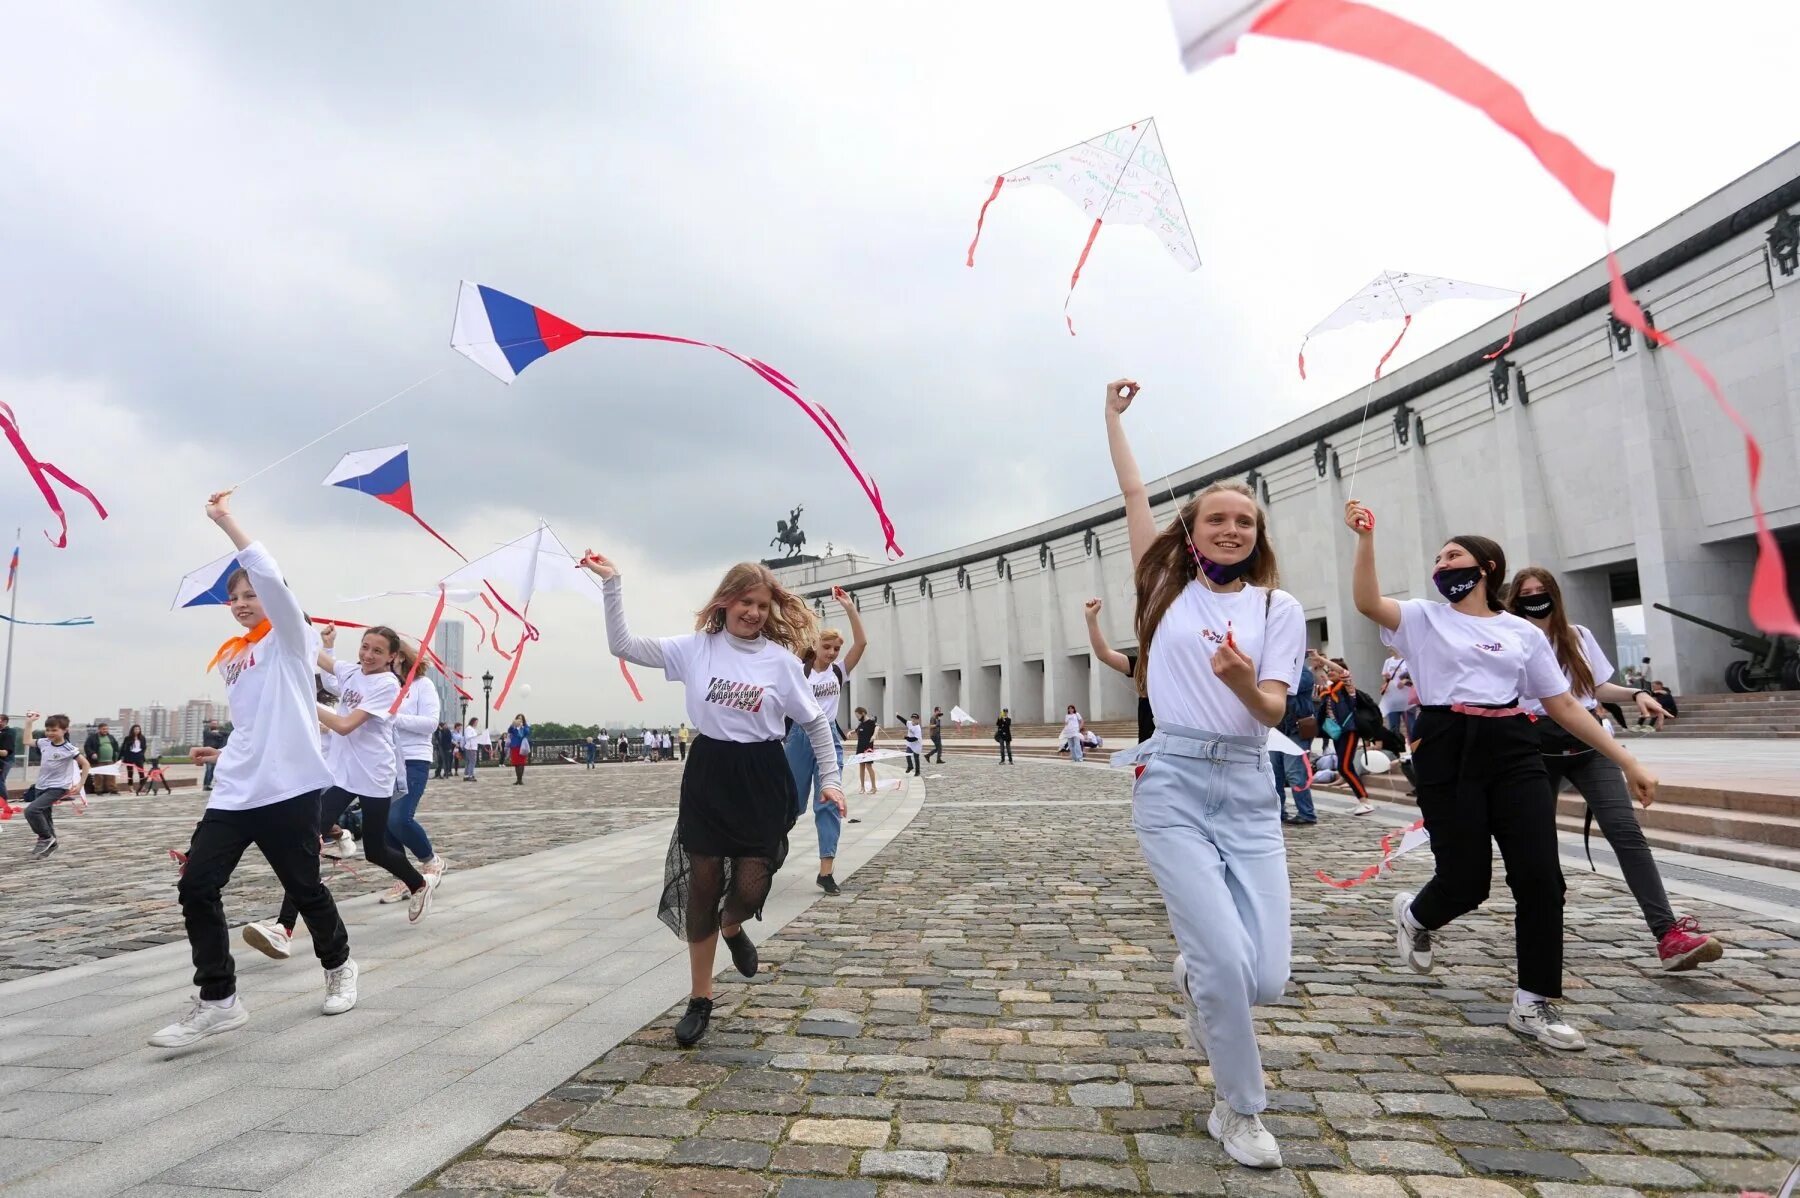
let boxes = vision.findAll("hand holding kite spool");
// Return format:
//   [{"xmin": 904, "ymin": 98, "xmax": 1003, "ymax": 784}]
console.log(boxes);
[{"xmin": 1344, "ymin": 500, "xmax": 1375, "ymax": 534}]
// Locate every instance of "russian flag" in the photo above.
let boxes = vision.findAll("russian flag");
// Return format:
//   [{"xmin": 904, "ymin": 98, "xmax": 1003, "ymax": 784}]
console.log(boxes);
[
  {"xmin": 450, "ymin": 281, "xmax": 587, "ymax": 384},
  {"xmin": 5, "ymin": 545, "xmax": 16, "ymax": 592}
]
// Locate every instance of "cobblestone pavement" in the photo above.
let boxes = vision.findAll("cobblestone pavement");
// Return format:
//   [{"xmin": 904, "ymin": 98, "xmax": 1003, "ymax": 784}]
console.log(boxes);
[
  {"xmin": 0, "ymin": 763, "xmax": 683, "ymax": 978},
  {"xmin": 420, "ymin": 755, "xmax": 1800, "ymax": 1196}
]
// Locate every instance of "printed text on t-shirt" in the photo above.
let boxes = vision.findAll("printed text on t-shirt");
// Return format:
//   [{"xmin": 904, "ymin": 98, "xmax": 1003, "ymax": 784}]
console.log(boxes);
[{"xmin": 705, "ymin": 677, "xmax": 766, "ymax": 713}]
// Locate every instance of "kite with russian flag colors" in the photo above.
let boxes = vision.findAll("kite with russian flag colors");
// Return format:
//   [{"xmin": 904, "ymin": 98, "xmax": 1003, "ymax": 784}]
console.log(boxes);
[
  {"xmin": 965, "ymin": 117, "xmax": 1198, "ymax": 334},
  {"xmin": 172, "ymin": 551, "xmax": 242, "ymax": 609},
  {"xmin": 321, "ymin": 445, "xmax": 463, "ymax": 559},
  {"xmin": 449, "ymin": 282, "xmax": 900, "ymax": 558},
  {"xmin": 1161, "ymin": 0, "xmax": 1799, "ymax": 639},
  {"xmin": 1297, "ymin": 271, "xmax": 1524, "ymax": 381}
]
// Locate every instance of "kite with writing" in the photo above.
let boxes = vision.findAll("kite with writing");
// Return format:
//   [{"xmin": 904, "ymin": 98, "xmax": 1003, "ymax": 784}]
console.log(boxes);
[{"xmin": 1298, "ymin": 270, "xmax": 1524, "ymax": 381}]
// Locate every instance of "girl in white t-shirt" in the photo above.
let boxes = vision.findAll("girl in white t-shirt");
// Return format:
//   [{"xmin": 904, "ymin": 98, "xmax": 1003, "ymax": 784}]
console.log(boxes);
[
  {"xmin": 785, "ymin": 584, "xmax": 867, "ymax": 897},
  {"xmin": 1106, "ymin": 380, "xmax": 1300, "ymax": 1170},
  {"xmin": 1346, "ymin": 501, "xmax": 1656, "ymax": 1053},
  {"xmin": 1506, "ymin": 566, "xmax": 1719, "ymax": 972},
  {"xmin": 244, "ymin": 624, "xmax": 436, "ymax": 964},
  {"xmin": 585, "ymin": 551, "xmax": 843, "ymax": 1049},
  {"xmin": 151, "ymin": 492, "xmax": 356, "ymax": 1051},
  {"xmin": 1060, "ymin": 706, "xmax": 1087, "ymax": 762}
]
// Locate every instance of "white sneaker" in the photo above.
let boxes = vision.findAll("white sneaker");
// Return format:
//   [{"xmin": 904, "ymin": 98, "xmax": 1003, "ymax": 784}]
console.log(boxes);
[
  {"xmin": 1171, "ymin": 954, "xmax": 1206, "ymax": 1052},
  {"xmin": 407, "ymin": 872, "xmax": 438, "ymax": 924},
  {"xmin": 378, "ymin": 880, "xmax": 410, "ymax": 904},
  {"xmin": 322, "ymin": 958, "xmax": 359, "ymax": 1015},
  {"xmin": 1393, "ymin": 892, "xmax": 1431, "ymax": 974},
  {"xmin": 425, "ymin": 855, "xmax": 450, "ymax": 884},
  {"xmin": 242, "ymin": 920, "xmax": 292, "ymax": 960},
  {"xmin": 1352, "ymin": 803, "xmax": 1375, "ymax": 816},
  {"xmin": 1206, "ymin": 1101, "xmax": 1282, "ymax": 1169},
  {"xmin": 1508, "ymin": 998, "xmax": 1585, "ymax": 1051},
  {"xmin": 320, "ymin": 832, "xmax": 357, "ymax": 860},
  {"xmin": 149, "ymin": 994, "xmax": 249, "ymax": 1048}
]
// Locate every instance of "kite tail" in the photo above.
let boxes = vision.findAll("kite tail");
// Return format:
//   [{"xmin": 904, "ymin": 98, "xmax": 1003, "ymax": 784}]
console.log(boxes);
[
  {"xmin": 619, "ymin": 656, "xmax": 644, "ymax": 702},
  {"xmin": 1372, "ymin": 313, "xmax": 1412, "ymax": 380},
  {"xmin": 494, "ymin": 632, "xmax": 529, "ymax": 708},
  {"xmin": 1482, "ymin": 291, "xmax": 1527, "ymax": 361},
  {"xmin": 411, "ymin": 513, "xmax": 468, "ymax": 562},
  {"xmin": 0, "ymin": 402, "xmax": 108, "ymax": 548},
  {"xmin": 390, "ymin": 587, "xmax": 448, "ymax": 713},
  {"xmin": 452, "ymin": 606, "xmax": 488, "ymax": 651},
  {"xmin": 1064, "ymin": 218, "xmax": 1103, "ymax": 336},
  {"xmin": 966, "ymin": 175, "xmax": 1004, "ymax": 267},
  {"xmin": 1607, "ymin": 254, "xmax": 1800, "ymax": 636}
]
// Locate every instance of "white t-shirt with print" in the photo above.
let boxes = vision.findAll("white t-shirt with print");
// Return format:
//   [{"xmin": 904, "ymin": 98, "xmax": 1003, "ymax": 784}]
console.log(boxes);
[
  {"xmin": 904, "ymin": 720, "xmax": 922, "ymax": 745},
  {"xmin": 1523, "ymin": 624, "xmax": 1613, "ymax": 716},
  {"xmin": 1382, "ymin": 599, "xmax": 1568, "ymax": 707},
  {"xmin": 35, "ymin": 737, "xmax": 82, "ymax": 792},
  {"xmin": 806, "ymin": 664, "xmax": 845, "ymax": 719},
  {"xmin": 1379, "ymin": 655, "xmax": 1410, "ymax": 715},
  {"xmin": 1146, "ymin": 581, "xmax": 1306, "ymax": 738},
  {"xmin": 1060, "ymin": 711, "xmax": 1083, "ymax": 746},
  {"xmin": 659, "ymin": 631, "xmax": 823, "ymax": 742},
  {"xmin": 325, "ymin": 659, "xmax": 400, "ymax": 797}
]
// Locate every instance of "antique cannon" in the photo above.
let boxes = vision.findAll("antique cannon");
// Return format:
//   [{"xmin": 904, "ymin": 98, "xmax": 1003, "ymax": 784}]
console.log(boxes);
[{"xmin": 1651, "ymin": 603, "xmax": 1800, "ymax": 692}]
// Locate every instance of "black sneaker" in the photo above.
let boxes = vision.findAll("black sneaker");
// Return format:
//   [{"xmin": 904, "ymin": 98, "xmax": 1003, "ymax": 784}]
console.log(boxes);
[
  {"xmin": 33, "ymin": 837, "xmax": 58, "ymax": 860},
  {"xmin": 674, "ymin": 996, "xmax": 713, "ymax": 1047},
  {"xmin": 724, "ymin": 929, "xmax": 759, "ymax": 978},
  {"xmin": 817, "ymin": 873, "xmax": 841, "ymax": 896}
]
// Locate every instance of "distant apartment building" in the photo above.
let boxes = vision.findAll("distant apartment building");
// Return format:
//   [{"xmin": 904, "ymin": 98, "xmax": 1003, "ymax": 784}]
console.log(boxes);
[
  {"xmin": 432, "ymin": 620, "xmax": 466, "ymax": 726},
  {"xmin": 179, "ymin": 699, "xmax": 221, "ymax": 747}
]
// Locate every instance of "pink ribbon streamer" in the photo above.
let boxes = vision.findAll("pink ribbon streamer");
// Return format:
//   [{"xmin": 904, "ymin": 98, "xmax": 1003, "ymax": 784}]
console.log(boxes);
[
  {"xmin": 1252, "ymin": 0, "xmax": 1800, "ymax": 637},
  {"xmin": 966, "ymin": 175, "xmax": 1005, "ymax": 267},
  {"xmin": 1064, "ymin": 218, "xmax": 1104, "ymax": 336},
  {"xmin": 0, "ymin": 402, "xmax": 108, "ymax": 548},
  {"xmin": 1372, "ymin": 313, "xmax": 1412, "ymax": 380},
  {"xmin": 1315, "ymin": 818, "xmax": 1425, "ymax": 889},
  {"xmin": 1482, "ymin": 291, "xmax": 1528, "ymax": 361},
  {"xmin": 619, "ymin": 656, "xmax": 644, "ymax": 702}
]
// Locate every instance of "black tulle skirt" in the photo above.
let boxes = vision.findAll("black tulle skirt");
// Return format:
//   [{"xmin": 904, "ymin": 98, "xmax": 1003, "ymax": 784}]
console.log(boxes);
[{"xmin": 657, "ymin": 734, "xmax": 799, "ymax": 940}]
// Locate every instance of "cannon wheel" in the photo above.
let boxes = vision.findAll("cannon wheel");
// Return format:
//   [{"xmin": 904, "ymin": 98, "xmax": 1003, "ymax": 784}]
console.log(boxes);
[
  {"xmin": 1783, "ymin": 656, "xmax": 1800, "ymax": 691},
  {"xmin": 1725, "ymin": 660, "xmax": 1756, "ymax": 693}
]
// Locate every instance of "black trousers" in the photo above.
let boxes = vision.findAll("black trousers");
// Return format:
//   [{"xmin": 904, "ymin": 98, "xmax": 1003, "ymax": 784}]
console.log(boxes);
[
  {"xmin": 180, "ymin": 790, "xmax": 349, "ymax": 1000},
  {"xmin": 997, "ymin": 737, "xmax": 1014, "ymax": 763},
  {"xmin": 1408, "ymin": 709, "xmax": 1565, "ymax": 998},
  {"xmin": 278, "ymin": 787, "xmax": 423, "ymax": 928},
  {"xmin": 925, "ymin": 735, "xmax": 944, "ymax": 763}
]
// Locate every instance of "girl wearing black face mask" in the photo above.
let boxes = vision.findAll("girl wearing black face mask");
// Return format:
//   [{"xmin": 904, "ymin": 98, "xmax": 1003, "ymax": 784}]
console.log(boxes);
[
  {"xmin": 1346, "ymin": 502, "xmax": 1657, "ymax": 1053},
  {"xmin": 1506, "ymin": 567, "xmax": 1721, "ymax": 972}
]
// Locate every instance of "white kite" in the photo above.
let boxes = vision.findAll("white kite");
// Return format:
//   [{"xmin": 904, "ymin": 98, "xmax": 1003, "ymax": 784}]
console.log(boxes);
[
  {"xmin": 966, "ymin": 117, "xmax": 1199, "ymax": 333},
  {"xmin": 949, "ymin": 706, "xmax": 976, "ymax": 726},
  {"xmin": 849, "ymin": 748, "xmax": 906, "ymax": 765},
  {"xmin": 1298, "ymin": 270, "xmax": 1524, "ymax": 381}
]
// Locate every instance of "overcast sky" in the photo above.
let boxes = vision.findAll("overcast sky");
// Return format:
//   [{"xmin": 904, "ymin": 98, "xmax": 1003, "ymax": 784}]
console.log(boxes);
[{"xmin": 1, "ymin": 2, "xmax": 1793, "ymax": 727}]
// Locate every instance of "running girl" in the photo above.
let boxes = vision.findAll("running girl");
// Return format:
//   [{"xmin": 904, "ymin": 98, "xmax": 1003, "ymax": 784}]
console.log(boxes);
[
  {"xmin": 586, "ymin": 551, "xmax": 844, "ymax": 1048},
  {"xmin": 1506, "ymin": 566, "xmax": 1720, "ymax": 971},
  {"xmin": 241, "ymin": 624, "xmax": 435, "ymax": 963},
  {"xmin": 785, "ymin": 585, "xmax": 866, "ymax": 896},
  {"xmin": 151, "ymin": 491, "xmax": 357, "ymax": 1048},
  {"xmin": 380, "ymin": 640, "xmax": 451, "ymax": 903},
  {"xmin": 1346, "ymin": 500, "xmax": 1657, "ymax": 1051},
  {"xmin": 1107, "ymin": 378, "xmax": 1299, "ymax": 1170}
]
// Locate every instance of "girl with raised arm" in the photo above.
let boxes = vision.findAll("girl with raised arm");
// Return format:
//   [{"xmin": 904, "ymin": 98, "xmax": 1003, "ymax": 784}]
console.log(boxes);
[
  {"xmin": 151, "ymin": 492, "xmax": 357, "ymax": 1049},
  {"xmin": 584, "ymin": 551, "xmax": 844, "ymax": 1048},
  {"xmin": 1345, "ymin": 500, "xmax": 1657, "ymax": 1051},
  {"xmin": 786, "ymin": 585, "xmax": 865, "ymax": 896},
  {"xmin": 1505, "ymin": 567, "xmax": 1720, "ymax": 971},
  {"xmin": 1107, "ymin": 380, "xmax": 1301, "ymax": 1171}
]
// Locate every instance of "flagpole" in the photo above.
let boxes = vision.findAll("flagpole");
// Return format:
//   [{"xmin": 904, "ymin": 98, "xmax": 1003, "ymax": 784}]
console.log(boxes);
[{"xmin": 2, "ymin": 529, "xmax": 18, "ymax": 719}]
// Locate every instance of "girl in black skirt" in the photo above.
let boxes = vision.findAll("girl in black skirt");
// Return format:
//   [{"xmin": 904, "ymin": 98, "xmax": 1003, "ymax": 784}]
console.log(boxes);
[{"xmin": 584, "ymin": 551, "xmax": 844, "ymax": 1047}]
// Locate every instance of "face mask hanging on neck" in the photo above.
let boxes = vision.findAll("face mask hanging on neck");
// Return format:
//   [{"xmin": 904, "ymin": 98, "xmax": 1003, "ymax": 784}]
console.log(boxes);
[
  {"xmin": 1513, "ymin": 592, "xmax": 1555, "ymax": 619},
  {"xmin": 1189, "ymin": 542, "xmax": 1256, "ymax": 585},
  {"xmin": 1433, "ymin": 566, "xmax": 1483, "ymax": 602}
]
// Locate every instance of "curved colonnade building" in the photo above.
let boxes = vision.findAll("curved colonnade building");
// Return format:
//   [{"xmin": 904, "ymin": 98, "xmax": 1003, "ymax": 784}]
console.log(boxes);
[{"xmin": 777, "ymin": 143, "xmax": 1800, "ymax": 730}]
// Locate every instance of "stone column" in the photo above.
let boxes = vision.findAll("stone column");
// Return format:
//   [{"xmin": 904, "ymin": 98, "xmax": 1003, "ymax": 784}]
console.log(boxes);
[
  {"xmin": 920, "ymin": 582, "xmax": 940, "ymax": 720},
  {"xmin": 1491, "ymin": 383, "xmax": 1564, "ymax": 573},
  {"xmin": 1314, "ymin": 458, "xmax": 1387, "ymax": 687},
  {"xmin": 960, "ymin": 577, "xmax": 980, "ymax": 714},
  {"xmin": 1038, "ymin": 556, "xmax": 1064, "ymax": 721}
]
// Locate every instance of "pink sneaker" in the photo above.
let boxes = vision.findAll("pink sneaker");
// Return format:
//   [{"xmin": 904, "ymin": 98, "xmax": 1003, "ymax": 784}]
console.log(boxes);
[{"xmin": 1658, "ymin": 917, "xmax": 1723, "ymax": 972}]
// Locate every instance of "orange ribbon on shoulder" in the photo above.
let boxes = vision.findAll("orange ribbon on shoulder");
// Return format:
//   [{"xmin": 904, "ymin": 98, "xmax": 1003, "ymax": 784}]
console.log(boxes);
[{"xmin": 207, "ymin": 619, "xmax": 271, "ymax": 673}]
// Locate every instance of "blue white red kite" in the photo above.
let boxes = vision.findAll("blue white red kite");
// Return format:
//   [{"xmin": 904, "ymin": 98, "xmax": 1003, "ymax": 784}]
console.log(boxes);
[
  {"xmin": 449, "ymin": 281, "xmax": 901, "ymax": 557},
  {"xmin": 172, "ymin": 551, "xmax": 242, "ymax": 609},
  {"xmin": 321, "ymin": 444, "xmax": 463, "ymax": 559}
]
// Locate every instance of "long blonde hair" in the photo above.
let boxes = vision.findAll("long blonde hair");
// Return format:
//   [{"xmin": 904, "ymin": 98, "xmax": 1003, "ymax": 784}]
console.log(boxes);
[
  {"xmin": 1132, "ymin": 481, "xmax": 1280, "ymax": 697},
  {"xmin": 695, "ymin": 562, "xmax": 818, "ymax": 655}
]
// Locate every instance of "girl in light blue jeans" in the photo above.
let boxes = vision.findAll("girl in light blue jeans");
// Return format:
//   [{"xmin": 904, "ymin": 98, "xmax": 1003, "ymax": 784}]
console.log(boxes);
[{"xmin": 1106, "ymin": 378, "xmax": 1302, "ymax": 1171}]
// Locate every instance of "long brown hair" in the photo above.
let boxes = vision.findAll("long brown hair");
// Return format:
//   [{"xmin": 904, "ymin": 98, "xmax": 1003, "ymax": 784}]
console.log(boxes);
[
  {"xmin": 1444, "ymin": 534, "xmax": 1508, "ymax": 612},
  {"xmin": 696, "ymin": 562, "xmax": 818, "ymax": 655},
  {"xmin": 1132, "ymin": 482, "xmax": 1280, "ymax": 697},
  {"xmin": 392, "ymin": 638, "xmax": 434, "ymax": 682},
  {"xmin": 1505, "ymin": 566, "xmax": 1595, "ymax": 699}
]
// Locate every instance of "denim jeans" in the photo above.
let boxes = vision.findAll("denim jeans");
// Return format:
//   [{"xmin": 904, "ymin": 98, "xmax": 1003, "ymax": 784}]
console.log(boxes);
[
  {"xmin": 1270, "ymin": 751, "xmax": 1314, "ymax": 821},
  {"xmin": 389, "ymin": 759, "xmax": 434, "ymax": 861},
  {"xmin": 784, "ymin": 722, "xmax": 845, "ymax": 860},
  {"xmin": 1069, "ymin": 736, "xmax": 1085, "ymax": 763},
  {"xmin": 1126, "ymin": 723, "xmax": 1289, "ymax": 1115}
]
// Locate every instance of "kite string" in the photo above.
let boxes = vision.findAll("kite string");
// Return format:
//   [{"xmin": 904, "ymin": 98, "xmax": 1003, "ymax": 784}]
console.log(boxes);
[
  {"xmin": 229, "ymin": 367, "xmax": 449, "ymax": 492},
  {"xmin": 1344, "ymin": 272, "xmax": 1411, "ymax": 496}
]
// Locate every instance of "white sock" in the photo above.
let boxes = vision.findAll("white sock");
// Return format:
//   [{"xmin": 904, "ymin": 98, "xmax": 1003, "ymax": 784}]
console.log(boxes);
[
  {"xmin": 1400, "ymin": 904, "xmax": 1422, "ymax": 933},
  {"xmin": 201, "ymin": 995, "xmax": 236, "ymax": 1009},
  {"xmin": 1515, "ymin": 988, "xmax": 1548, "ymax": 1007}
]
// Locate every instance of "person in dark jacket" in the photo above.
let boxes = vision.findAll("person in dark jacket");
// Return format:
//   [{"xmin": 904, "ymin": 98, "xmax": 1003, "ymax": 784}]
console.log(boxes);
[
  {"xmin": 1273, "ymin": 659, "xmax": 1316, "ymax": 824},
  {"xmin": 201, "ymin": 721, "xmax": 229, "ymax": 790},
  {"xmin": 0, "ymin": 713, "xmax": 18, "ymax": 797},
  {"xmin": 84, "ymin": 722, "xmax": 121, "ymax": 795},
  {"xmin": 433, "ymin": 723, "xmax": 456, "ymax": 778},
  {"xmin": 1641, "ymin": 681, "xmax": 1678, "ymax": 731}
]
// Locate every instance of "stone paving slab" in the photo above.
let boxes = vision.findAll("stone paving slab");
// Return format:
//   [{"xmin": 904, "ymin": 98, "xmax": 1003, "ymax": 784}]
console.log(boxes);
[
  {"xmin": 417, "ymin": 755, "xmax": 1800, "ymax": 1196},
  {"xmin": 0, "ymin": 762, "xmax": 687, "ymax": 978},
  {"xmin": 0, "ymin": 766, "xmax": 925, "ymax": 1196}
]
